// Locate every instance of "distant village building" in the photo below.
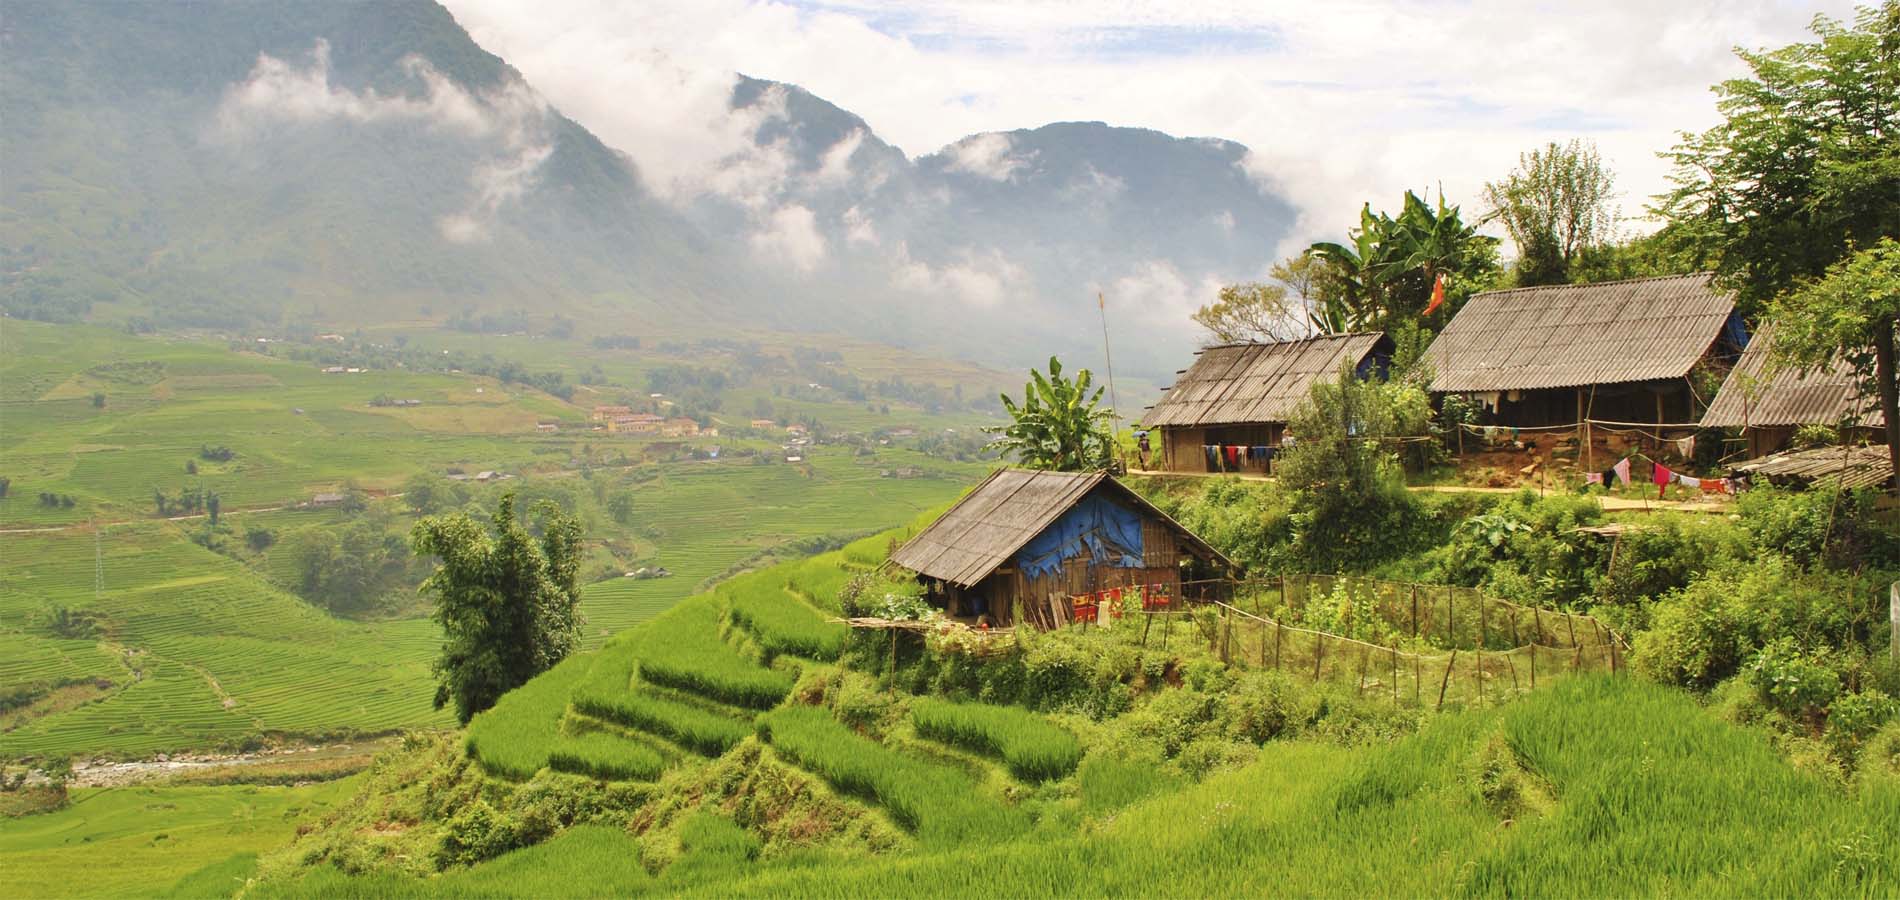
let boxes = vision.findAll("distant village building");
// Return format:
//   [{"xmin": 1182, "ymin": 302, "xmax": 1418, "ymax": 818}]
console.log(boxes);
[
  {"xmin": 591, "ymin": 405, "xmax": 633, "ymax": 421},
  {"xmin": 309, "ymin": 491, "xmax": 347, "ymax": 507},
  {"xmin": 1142, "ymin": 333, "xmax": 1393, "ymax": 474},
  {"xmin": 320, "ymin": 366, "xmax": 347, "ymax": 374},
  {"xmin": 661, "ymin": 417, "xmax": 700, "ymax": 438},
  {"xmin": 1699, "ymin": 323, "xmax": 1881, "ymax": 458},
  {"xmin": 608, "ymin": 413, "xmax": 664, "ymax": 434},
  {"xmin": 786, "ymin": 423, "xmax": 809, "ymax": 436},
  {"xmin": 535, "ymin": 422, "xmax": 560, "ymax": 433},
  {"xmin": 1422, "ymin": 274, "xmax": 1745, "ymax": 428},
  {"xmin": 750, "ymin": 418, "xmax": 778, "ymax": 430},
  {"xmin": 889, "ymin": 469, "xmax": 1230, "ymax": 629}
]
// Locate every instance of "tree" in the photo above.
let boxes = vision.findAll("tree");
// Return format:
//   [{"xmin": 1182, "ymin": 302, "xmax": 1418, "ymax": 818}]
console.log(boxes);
[
  {"xmin": 985, "ymin": 357, "xmax": 1114, "ymax": 471},
  {"xmin": 0, "ymin": 476, "xmax": 10, "ymax": 499},
  {"xmin": 1309, "ymin": 190, "xmax": 1500, "ymax": 332},
  {"xmin": 90, "ymin": 392, "xmax": 105, "ymax": 409},
  {"xmin": 1482, "ymin": 139, "xmax": 1619, "ymax": 285},
  {"xmin": 606, "ymin": 490, "xmax": 635, "ymax": 525},
  {"xmin": 205, "ymin": 492, "xmax": 221, "ymax": 527},
  {"xmin": 1276, "ymin": 362, "xmax": 1432, "ymax": 570},
  {"xmin": 1191, "ymin": 253, "xmax": 1342, "ymax": 343},
  {"xmin": 411, "ymin": 492, "xmax": 583, "ymax": 724},
  {"xmin": 1657, "ymin": 4, "xmax": 1900, "ymax": 312},
  {"xmin": 1766, "ymin": 238, "xmax": 1900, "ymax": 491}
]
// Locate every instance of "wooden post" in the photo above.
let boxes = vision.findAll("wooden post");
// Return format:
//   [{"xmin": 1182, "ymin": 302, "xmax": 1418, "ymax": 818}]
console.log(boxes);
[
  {"xmin": 1357, "ymin": 647, "xmax": 1368, "ymax": 696},
  {"xmin": 1162, "ymin": 610, "xmax": 1173, "ymax": 650},
  {"xmin": 1436, "ymin": 649, "xmax": 1459, "ymax": 711},
  {"xmin": 1565, "ymin": 613, "xmax": 1577, "ymax": 649},
  {"xmin": 1273, "ymin": 621, "xmax": 1282, "ymax": 670},
  {"xmin": 1479, "ymin": 594, "xmax": 1487, "ymax": 650},
  {"xmin": 1313, "ymin": 632, "xmax": 1325, "ymax": 681},
  {"xmin": 1507, "ymin": 652, "xmax": 1519, "ymax": 692},
  {"xmin": 1141, "ymin": 611, "xmax": 1152, "ymax": 648},
  {"xmin": 1530, "ymin": 644, "xmax": 1537, "ymax": 689},
  {"xmin": 1411, "ymin": 583, "xmax": 1419, "ymax": 639},
  {"xmin": 1390, "ymin": 648, "xmax": 1399, "ymax": 702},
  {"xmin": 1260, "ymin": 620, "xmax": 1268, "ymax": 667},
  {"xmin": 1609, "ymin": 635, "xmax": 1619, "ymax": 675},
  {"xmin": 1573, "ymin": 643, "xmax": 1583, "ymax": 672},
  {"xmin": 1532, "ymin": 607, "xmax": 1543, "ymax": 645},
  {"xmin": 1509, "ymin": 606, "xmax": 1521, "ymax": 647},
  {"xmin": 888, "ymin": 628, "xmax": 898, "ymax": 695}
]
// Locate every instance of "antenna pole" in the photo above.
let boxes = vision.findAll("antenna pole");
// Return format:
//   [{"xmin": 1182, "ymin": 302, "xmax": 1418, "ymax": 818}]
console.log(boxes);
[{"xmin": 1098, "ymin": 291, "xmax": 1123, "ymax": 452}]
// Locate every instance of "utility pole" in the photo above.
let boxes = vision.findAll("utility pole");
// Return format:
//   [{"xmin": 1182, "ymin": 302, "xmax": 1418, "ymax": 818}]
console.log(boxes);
[{"xmin": 1098, "ymin": 292, "xmax": 1123, "ymax": 462}]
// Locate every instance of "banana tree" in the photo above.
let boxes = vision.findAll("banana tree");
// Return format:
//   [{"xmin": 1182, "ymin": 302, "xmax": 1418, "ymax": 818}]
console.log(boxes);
[{"xmin": 985, "ymin": 356, "xmax": 1115, "ymax": 471}]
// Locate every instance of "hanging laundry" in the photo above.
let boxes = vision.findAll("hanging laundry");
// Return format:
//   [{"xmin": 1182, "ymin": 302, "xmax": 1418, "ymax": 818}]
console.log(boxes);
[
  {"xmin": 1652, "ymin": 462, "xmax": 1674, "ymax": 486},
  {"xmin": 1700, "ymin": 478, "xmax": 1730, "ymax": 495},
  {"xmin": 1226, "ymin": 445, "xmax": 1243, "ymax": 468},
  {"xmin": 1203, "ymin": 445, "xmax": 1219, "ymax": 469},
  {"xmin": 1613, "ymin": 457, "xmax": 1632, "ymax": 487},
  {"xmin": 1677, "ymin": 475, "xmax": 1701, "ymax": 490},
  {"xmin": 1676, "ymin": 435, "xmax": 1696, "ymax": 458},
  {"xmin": 1584, "ymin": 473, "xmax": 1604, "ymax": 486}
]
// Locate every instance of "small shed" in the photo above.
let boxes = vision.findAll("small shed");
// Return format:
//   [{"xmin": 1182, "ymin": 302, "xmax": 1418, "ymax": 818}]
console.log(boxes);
[
  {"xmin": 1732, "ymin": 444, "xmax": 1894, "ymax": 491},
  {"xmin": 1699, "ymin": 323, "xmax": 1881, "ymax": 458},
  {"xmin": 1141, "ymin": 333, "xmax": 1393, "ymax": 474},
  {"xmin": 1422, "ymin": 274, "xmax": 1745, "ymax": 427},
  {"xmin": 888, "ymin": 469, "xmax": 1230, "ymax": 628}
]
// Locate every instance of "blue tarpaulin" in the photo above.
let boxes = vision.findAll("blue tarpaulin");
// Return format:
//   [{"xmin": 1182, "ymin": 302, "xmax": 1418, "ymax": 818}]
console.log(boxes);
[{"xmin": 1016, "ymin": 494, "xmax": 1144, "ymax": 578}]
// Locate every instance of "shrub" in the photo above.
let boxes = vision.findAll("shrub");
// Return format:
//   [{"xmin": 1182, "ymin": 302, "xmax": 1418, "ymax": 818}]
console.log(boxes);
[
  {"xmin": 546, "ymin": 732, "xmax": 666, "ymax": 782},
  {"xmin": 1826, "ymin": 689, "xmax": 1898, "ymax": 763},
  {"xmin": 1745, "ymin": 638, "xmax": 1841, "ymax": 719},
  {"xmin": 911, "ymin": 698, "xmax": 1082, "ymax": 781}
]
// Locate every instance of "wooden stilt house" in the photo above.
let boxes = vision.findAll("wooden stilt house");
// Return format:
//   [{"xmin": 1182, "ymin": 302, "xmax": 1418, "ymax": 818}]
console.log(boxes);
[
  {"xmin": 1141, "ymin": 333, "xmax": 1394, "ymax": 474},
  {"xmin": 1698, "ymin": 323, "xmax": 1882, "ymax": 458},
  {"xmin": 888, "ymin": 469, "xmax": 1231, "ymax": 629}
]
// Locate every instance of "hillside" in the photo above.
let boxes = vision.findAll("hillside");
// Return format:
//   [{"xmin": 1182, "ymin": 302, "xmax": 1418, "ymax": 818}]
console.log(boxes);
[
  {"xmin": 0, "ymin": 319, "xmax": 997, "ymax": 760},
  {"xmin": 60, "ymin": 519, "xmax": 1890, "ymax": 898},
  {"xmin": 1, "ymin": 0, "xmax": 1299, "ymax": 377}
]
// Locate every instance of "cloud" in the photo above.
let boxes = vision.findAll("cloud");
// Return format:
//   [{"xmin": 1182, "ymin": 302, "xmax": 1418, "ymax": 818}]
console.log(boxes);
[
  {"xmin": 892, "ymin": 243, "xmax": 1027, "ymax": 308},
  {"xmin": 443, "ymin": 0, "xmax": 1855, "ymax": 251},
  {"xmin": 940, "ymin": 132, "xmax": 1030, "ymax": 181},
  {"xmin": 815, "ymin": 128, "xmax": 866, "ymax": 186},
  {"xmin": 841, "ymin": 205, "xmax": 879, "ymax": 246},
  {"xmin": 214, "ymin": 40, "xmax": 553, "ymax": 241},
  {"xmin": 749, "ymin": 203, "xmax": 828, "ymax": 272}
]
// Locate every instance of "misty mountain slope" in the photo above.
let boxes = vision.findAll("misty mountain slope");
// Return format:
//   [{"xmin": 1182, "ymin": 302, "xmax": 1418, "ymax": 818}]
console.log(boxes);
[{"xmin": 0, "ymin": 0, "xmax": 745, "ymax": 331}]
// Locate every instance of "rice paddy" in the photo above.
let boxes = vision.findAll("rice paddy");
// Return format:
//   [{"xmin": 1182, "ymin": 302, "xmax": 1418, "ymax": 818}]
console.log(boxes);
[
  {"xmin": 909, "ymin": 698, "xmax": 1082, "ymax": 782},
  {"xmin": 546, "ymin": 731, "xmax": 667, "ymax": 781},
  {"xmin": 721, "ymin": 571, "xmax": 848, "ymax": 661}
]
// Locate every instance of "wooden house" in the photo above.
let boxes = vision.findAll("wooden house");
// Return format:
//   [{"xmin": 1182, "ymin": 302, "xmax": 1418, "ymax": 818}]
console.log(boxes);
[
  {"xmin": 1140, "ymin": 333, "xmax": 1393, "ymax": 474},
  {"xmin": 591, "ymin": 405, "xmax": 633, "ymax": 421},
  {"xmin": 1699, "ymin": 323, "xmax": 1882, "ymax": 458},
  {"xmin": 608, "ymin": 413, "xmax": 663, "ymax": 434},
  {"xmin": 1422, "ymin": 274, "xmax": 1745, "ymax": 427},
  {"xmin": 888, "ymin": 469, "xmax": 1231, "ymax": 628}
]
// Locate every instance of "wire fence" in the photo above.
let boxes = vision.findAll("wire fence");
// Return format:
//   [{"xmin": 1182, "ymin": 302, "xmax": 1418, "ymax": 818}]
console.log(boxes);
[{"xmin": 1130, "ymin": 575, "xmax": 1625, "ymax": 709}]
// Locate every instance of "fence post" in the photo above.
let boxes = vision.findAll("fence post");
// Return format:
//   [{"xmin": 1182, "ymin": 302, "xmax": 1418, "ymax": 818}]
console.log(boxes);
[
  {"xmin": 1162, "ymin": 610, "xmax": 1173, "ymax": 651},
  {"xmin": 1609, "ymin": 635, "xmax": 1619, "ymax": 675},
  {"xmin": 1313, "ymin": 632, "xmax": 1325, "ymax": 681},
  {"xmin": 1446, "ymin": 586, "xmax": 1455, "ymax": 646},
  {"xmin": 1573, "ymin": 642, "xmax": 1582, "ymax": 672},
  {"xmin": 1436, "ymin": 649, "xmax": 1458, "ymax": 711},
  {"xmin": 1479, "ymin": 594, "xmax": 1488, "ymax": 650},
  {"xmin": 1260, "ymin": 620, "xmax": 1268, "ymax": 667},
  {"xmin": 1390, "ymin": 647, "xmax": 1399, "ymax": 703},
  {"xmin": 1411, "ymin": 583, "xmax": 1419, "ymax": 639},
  {"xmin": 1357, "ymin": 647, "xmax": 1368, "ymax": 696},
  {"xmin": 1509, "ymin": 606, "xmax": 1521, "ymax": 646},
  {"xmin": 1532, "ymin": 607, "xmax": 1543, "ymax": 644},
  {"xmin": 1565, "ymin": 614, "xmax": 1577, "ymax": 649},
  {"xmin": 1506, "ymin": 652, "xmax": 1519, "ymax": 692},
  {"xmin": 1529, "ymin": 644, "xmax": 1537, "ymax": 689}
]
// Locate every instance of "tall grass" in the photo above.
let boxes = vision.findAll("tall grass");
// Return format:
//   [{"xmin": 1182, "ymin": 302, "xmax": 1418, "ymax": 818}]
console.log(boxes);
[
  {"xmin": 464, "ymin": 654, "xmax": 597, "ymax": 779},
  {"xmin": 546, "ymin": 731, "xmax": 666, "ymax": 782},
  {"xmin": 627, "ymin": 599, "xmax": 795, "ymax": 709},
  {"xmin": 580, "ymin": 687, "xmax": 754, "ymax": 757},
  {"xmin": 757, "ymin": 706, "xmax": 1027, "ymax": 845},
  {"xmin": 909, "ymin": 698, "xmax": 1081, "ymax": 782}
]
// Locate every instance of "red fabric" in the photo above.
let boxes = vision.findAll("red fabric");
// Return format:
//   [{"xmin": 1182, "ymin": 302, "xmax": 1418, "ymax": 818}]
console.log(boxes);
[
  {"xmin": 1652, "ymin": 462, "xmax": 1673, "ymax": 486},
  {"xmin": 1423, "ymin": 272, "xmax": 1445, "ymax": 316}
]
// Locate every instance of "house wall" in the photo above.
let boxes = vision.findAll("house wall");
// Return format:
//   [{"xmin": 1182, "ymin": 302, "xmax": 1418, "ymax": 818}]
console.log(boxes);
[
  {"xmin": 1450, "ymin": 380, "xmax": 1700, "ymax": 428},
  {"xmin": 1156, "ymin": 423, "xmax": 1282, "ymax": 474}
]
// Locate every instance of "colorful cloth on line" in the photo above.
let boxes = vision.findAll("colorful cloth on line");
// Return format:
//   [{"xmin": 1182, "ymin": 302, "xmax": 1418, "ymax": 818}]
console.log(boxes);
[
  {"xmin": 1677, "ymin": 474, "xmax": 1701, "ymax": 489},
  {"xmin": 1584, "ymin": 473, "xmax": 1604, "ymax": 486},
  {"xmin": 1612, "ymin": 457, "xmax": 1632, "ymax": 487}
]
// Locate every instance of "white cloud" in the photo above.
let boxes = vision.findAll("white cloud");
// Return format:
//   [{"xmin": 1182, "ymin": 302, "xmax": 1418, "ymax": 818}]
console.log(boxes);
[
  {"xmin": 443, "ymin": 0, "xmax": 1855, "ymax": 248},
  {"xmin": 214, "ymin": 40, "xmax": 553, "ymax": 241},
  {"xmin": 815, "ymin": 128, "xmax": 866, "ymax": 187},
  {"xmin": 841, "ymin": 205, "xmax": 878, "ymax": 246},
  {"xmin": 892, "ymin": 243, "xmax": 1028, "ymax": 308},
  {"xmin": 940, "ymin": 132, "xmax": 1030, "ymax": 181},
  {"xmin": 750, "ymin": 204, "xmax": 828, "ymax": 273}
]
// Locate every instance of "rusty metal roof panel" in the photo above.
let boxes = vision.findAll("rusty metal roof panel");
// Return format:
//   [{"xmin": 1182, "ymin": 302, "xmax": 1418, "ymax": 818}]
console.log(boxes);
[
  {"xmin": 1734, "ymin": 444, "xmax": 1893, "ymax": 490},
  {"xmin": 1424, "ymin": 274, "xmax": 1736, "ymax": 393}
]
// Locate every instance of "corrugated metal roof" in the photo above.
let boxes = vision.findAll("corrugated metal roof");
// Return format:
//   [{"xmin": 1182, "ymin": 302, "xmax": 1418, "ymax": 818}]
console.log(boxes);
[
  {"xmin": 888, "ymin": 469, "xmax": 1229, "ymax": 587},
  {"xmin": 1734, "ymin": 444, "xmax": 1893, "ymax": 490},
  {"xmin": 1141, "ymin": 333, "xmax": 1389, "ymax": 427},
  {"xmin": 1423, "ymin": 273, "xmax": 1735, "ymax": 392},
  {"xmin": 1699, "ymin": 323, "xmax": 1882, "ymax": 429}
]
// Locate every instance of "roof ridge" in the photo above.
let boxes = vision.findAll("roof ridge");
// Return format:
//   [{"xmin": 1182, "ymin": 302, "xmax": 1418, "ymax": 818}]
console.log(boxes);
[
  {"xmin": 1470, "ymin": 272, "xmax": 1715, "ymax": 299},
  {"xmin": 1199, "ymin": 331, "xmax": 1382, "ymax": 351}
]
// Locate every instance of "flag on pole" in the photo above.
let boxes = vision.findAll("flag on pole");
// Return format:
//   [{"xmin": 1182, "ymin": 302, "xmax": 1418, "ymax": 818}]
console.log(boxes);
[{"xmin": 1422, "ymin": 272, "xmax": 1446, "ymax": 316}]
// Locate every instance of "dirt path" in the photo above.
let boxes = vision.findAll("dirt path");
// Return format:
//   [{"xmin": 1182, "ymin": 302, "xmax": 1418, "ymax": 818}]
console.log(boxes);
[{"xmin": 67, "ymin": 737, "xmax": 398, "ymax": 787}]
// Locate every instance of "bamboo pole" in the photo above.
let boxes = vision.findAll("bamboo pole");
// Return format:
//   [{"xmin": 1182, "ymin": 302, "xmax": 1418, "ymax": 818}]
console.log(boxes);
[
  {"xmin": 1357, "ymin": 647, "xmax": 1368, "ymax": 696},
  {"xmin": 1437, "ymin": 650, "xmax": 1459, "ymax": 711},
  {"xmin": 1411, "ymin": 583, "xmax": 1419, "ymax": 639},
  {"xmin": 1313, "ymin": 632, "xmax": 1325, "ymax": 680},
  {"xmin": 1530, "ymin": 644, "xmax": 1537, "ymax": 689},
  {"xmin": 1391, "ymin": 647, "xmax": 1400, "ymax": 702},
  {"xmin": 1274, "ymin": 620, "xmax": 1282, "ymax": 670}
]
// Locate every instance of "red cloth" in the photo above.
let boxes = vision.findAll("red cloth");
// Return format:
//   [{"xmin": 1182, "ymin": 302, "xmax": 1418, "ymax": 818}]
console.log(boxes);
[{"xmin": 1653, "ymin": 462, "xmax": 1673, "ymax": 486}]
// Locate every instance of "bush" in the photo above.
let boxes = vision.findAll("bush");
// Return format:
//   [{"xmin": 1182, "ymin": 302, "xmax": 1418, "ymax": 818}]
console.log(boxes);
[
  {"xmin": 1826, "ymin": 689, "xmax": 1897, "ymax": 763},
  {"xmin": 1737, "ymin": 486, "xmax": 1900, "ymax": 571},
  {"xmin": 1745, "ymin": 637, "xmax": 1841, "ymax": 719},
  {"xmin": 911, "ymin": 698, "xmax": 1082, "ymax": 781}
]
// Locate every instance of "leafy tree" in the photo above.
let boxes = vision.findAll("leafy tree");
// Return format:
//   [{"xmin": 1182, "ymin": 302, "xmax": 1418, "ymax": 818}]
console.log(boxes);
[
  {"xmin": 0, "ymin": 476, "xmax": 10, "ymax": 498},
  {"xmin": 606, "ymin": 490, "xmax": 636, "ymax": 525},
  {"xmin": 185, "ymin": 460, "xmax": 197, "ymax": 475},
  {"xmin": 90, "ymin": 392, "xmax": 105, "ymax": 409},
  {"xmin": 1657, "ymin": 4, "xmax": 1900, "ymax": 312},
  {"xmin": 245, "ymin": 527, "xmax": 276, "ymax": 552},
  {"xmin": 402, "ymin": 473, "xmax": 467, "ymax": 516},
  {"xmin": 1277, "ymin": 362, "xmax": 1432, "ymax": 570},
  {"xmin": 1309, "ymin": 190, "xmax": 1500, "ymax": 332},
  {"xmin": 985, "ymin": 357, "xmax": 1114, "ymax": 471},
  {"xmin": 205, "ymin": 492, "xmax": 220, "ymax": 527},
  {"xmin": 1191, "ymin": 253, "xmax": 1341, "ymax": 343},
  {"xmin": 1482, "ymin": 139, "xmax": 1618, "ymax": 285},
  {"xmin": 1766, "ymin": 238, "xmax": 1900, "ymax": 490},
  {"xmin": 411, "ymin": 492, "xmax": 584, "ymax": 724}
]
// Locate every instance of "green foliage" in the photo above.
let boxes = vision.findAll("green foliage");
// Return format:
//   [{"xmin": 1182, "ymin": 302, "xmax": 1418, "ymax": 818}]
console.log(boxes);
[
  {"xmin": 1482, "ymin": 139, "xmax": 1618, "ymax": 286},
  {"xmin": 1276, "ymin": 365, "xmax": 1432, "ymax": 571},
  {"xmin": 756, "ymin": 705, "xmax": 1026, "ymax": 845},
  {"xmin": 722, "ymin": 575, "xmax": 847, "ymax": 661},
  {"xmin": 1745, "ymin": 637, "xmax": 1843, "ymax": 719},
  {"xmin": 1660, "ymin": 6, "xmax": 1900, "ymax": 313},
  {"xmin": 413, "ymin": 492, "xmax": 585, "ymax": 724},
  {"xmin": 465, "ymin": 654, "xmax": 597, "ymax": 780},
  {"xmin": 571, "ymin": 643, "xmax": 753, "ymax": 756},
  {"xmin": 910, "ymin": 698, "xmax": 1082, "ymax": 781},
  {"xmin": 546, "ymin": 732, "xmax": 666, "ymax": 782},
  {"xmin": 1736, "ymin": 485, "xmax": 1900, "ymax": 570},
  {"xmin": 290, "ymin": 516, "xmax": 417, "ymax": 615},
  {"xmin": 628, "ymin": 599, "xmax": 796, "ymax": 710},
  {"xmin": 1307, "ymin": 189, "xmax": 1501, "ymax": 332},
  {"xmin": 1827, "ymin": 689, "xmax": 1898, "ymax": 763},
  {"xmin": 986, "ymin": 356, "xmax": 1114, "ymax": 471}
]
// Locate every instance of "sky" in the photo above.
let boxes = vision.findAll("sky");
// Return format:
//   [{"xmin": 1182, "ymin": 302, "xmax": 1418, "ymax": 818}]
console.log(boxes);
[{"xmin": 441, "ymin": 0, "xmax": 1860, "ymax": 255}]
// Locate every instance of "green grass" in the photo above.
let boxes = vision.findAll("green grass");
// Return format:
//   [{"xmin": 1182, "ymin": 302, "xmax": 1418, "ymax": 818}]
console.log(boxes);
[
  {"xmin": 692, "ymin": 678, "xmax": 1900, "ymax": 897},
  {"xmin": 242, "ymin": 824, "xmax": 654, "ymax": 899},
  {"xmin": 626, "ymin": 599, "xmax": 795, "ymax": 710},
  {"xmin": 721, "ymin": 571, "xmax": 847, "ymax": 660},
  {"xmin": 0, "ymin": 779, "xmax": 361, "ymax": 899},
  {"xmin": 757, "ymin": 706, "xmax": 1027, "ymax": 846},
  {"xmin": 463, "ymin": 654, "xmax": 596, "ymax": 780},
  {"xmin": 909, "ymin": 698, "xmax": 1082, "ymax": 782},
  {"xmin": 546, "ymin": 731, "xmax": 667, "ymax": 781}
]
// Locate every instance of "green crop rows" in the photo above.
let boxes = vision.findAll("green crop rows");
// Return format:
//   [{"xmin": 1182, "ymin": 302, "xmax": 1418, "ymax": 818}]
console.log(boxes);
[
  {"xmin": 721, "ymin": 571, "xmax": 847, "ymax": 661},
  {"xmin": 626, "ymin": 600, "xmax": 796, "ymax": 710},
  {"xmin": 547, "ymin": 731, "xmax": 667, "ymax": 781},
  {"xmin": 910, "ymin": 698, "xmax": 1082, "ymax": 782}
]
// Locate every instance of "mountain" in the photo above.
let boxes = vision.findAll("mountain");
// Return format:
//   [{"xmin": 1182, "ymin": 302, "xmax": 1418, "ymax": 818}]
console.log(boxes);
[{"xmin": 1, "ymin": 1, "xmax": 1301, "ymax": 378}]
